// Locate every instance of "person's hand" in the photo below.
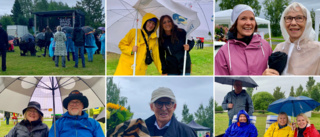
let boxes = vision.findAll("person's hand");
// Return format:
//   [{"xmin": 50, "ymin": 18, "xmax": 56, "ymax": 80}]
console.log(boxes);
[
  {"xmin": 162, "ymin": 73, "xmax": 168, "ymax": 76},
  {"xmin": 183, "ymin": 44, "xmax": 189, "ymax": 51},
  {"xmin": 132, "ymin": 46, "xmax": 138, "ymax": 53},
  {"xmin": 262, "ymin": 68, "xmax": 280, "ymax": 75},
  {"xmin": 228, "ymin": 103, "xmax": 233, "ymax": 109},
  {"xmin": 292, "ymin": 122, "xmax": 296, "ymax": 131}
]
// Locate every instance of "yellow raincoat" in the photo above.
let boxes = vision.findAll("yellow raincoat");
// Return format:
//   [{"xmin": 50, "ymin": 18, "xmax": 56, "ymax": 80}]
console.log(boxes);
[
  {"xmin": 264, "ymin": 122, "xmax": 294, "ymax": 137},
  {"xmin": 114, "ymin": 13, "xmax": 162, "ymax": 75}
]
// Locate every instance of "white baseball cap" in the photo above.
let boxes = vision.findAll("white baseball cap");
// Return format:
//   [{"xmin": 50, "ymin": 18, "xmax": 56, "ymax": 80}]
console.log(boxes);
[{"xmin": 151, "ymin": 87, "xmax": 176, "ymax": 103}]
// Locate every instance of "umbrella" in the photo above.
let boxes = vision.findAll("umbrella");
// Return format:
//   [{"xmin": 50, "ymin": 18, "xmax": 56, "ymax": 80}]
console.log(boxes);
[
  {"xmin": 107, "ymin": 0, "xmax": 200, "ymax": 75},
  {"xmin": 21, "ymin": 33, "xmax": 35, "ymax": 43},
  {"xmin": 62, "ymin": 26, "xmax": 74, "ymax": 34},
  {"xmin": 0, "ymin": 77, "xmax": 105, "ymax": 137},
  {"xmin": 267, "ymin": 96, "xmax": 320, "ymax": 117},
  {"xmin": 98, "ymin": 27, "xmax": 105, "ymax": 31},
  {"xmin": 215, "ymin": 77, "xmax": 258, "ymax": 88},
  {"xmin": 36, "ymin": 32, "xmax": 45, "ymax": 40},
  {"xmin": 95, "ymin": 109, "xmax": 105, "ymax": 123},
  {"xmin": 8, "ymin": 35, "xmax": 15, "ymax": 41},
  {"xmin": 82, "ymin": 26, "xmax": 94, "ymax": 34}
]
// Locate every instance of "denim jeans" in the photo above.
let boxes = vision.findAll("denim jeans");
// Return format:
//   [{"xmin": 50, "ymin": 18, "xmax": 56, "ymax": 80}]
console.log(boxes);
[
  {"xmin": 75, "ymin": 46, "xmax": 85, "ymax": 67},
  {"xmin": 55, "ymin": 56, "xmax": 66, "ymax": 67}
]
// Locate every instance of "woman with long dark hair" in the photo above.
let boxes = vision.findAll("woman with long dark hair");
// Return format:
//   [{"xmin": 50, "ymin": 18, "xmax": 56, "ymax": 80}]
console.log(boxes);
[{"xmin": 158, "ymin": 15, "xmax": 194, "ymax": 75}]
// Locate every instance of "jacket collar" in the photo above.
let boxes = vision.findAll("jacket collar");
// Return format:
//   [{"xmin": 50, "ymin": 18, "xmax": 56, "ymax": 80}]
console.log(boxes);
[
  {"xmin": 228, "ymin": 34, "xmax": 262, "ymax": 48},
  {"xmin": 146, "ymin": 114, "xmax": 179, "ymax": 137}
]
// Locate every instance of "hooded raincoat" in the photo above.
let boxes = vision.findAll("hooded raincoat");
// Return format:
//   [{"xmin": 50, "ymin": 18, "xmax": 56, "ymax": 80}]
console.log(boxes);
[
  {"xmin": 264, "ymin": 122, "xmax": 294, "ymax": 137},
  {"xmin": 223, "ymin": 110, "xmax": 258, "ymax": 137},
  {"xmin": 48, "ymin": 111, "xmax": 104, "ymax": 137},
  {"xmin": 294, "ymin": 124, "xmax": 320, "ymax": 137},
  {"xmin": 215, "ymin": 34, "xmax": 272, "ymax": 75},
  {"xmin": 114, "ymin": 13, "xmax": 162, "ymax": 75}
]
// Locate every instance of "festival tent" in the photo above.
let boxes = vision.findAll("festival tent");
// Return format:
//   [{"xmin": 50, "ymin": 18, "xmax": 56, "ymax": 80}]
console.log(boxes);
[
  {"xmin": 187, "ymin": 120, "xmax": 211, "ymax": 137},
  {"xmin": 215, "ymin": 9, "xmax": 272, "ymax": 46},
  {"xmin": 315, "ymin": 9, "xmax": 320, "ymax": 41}
]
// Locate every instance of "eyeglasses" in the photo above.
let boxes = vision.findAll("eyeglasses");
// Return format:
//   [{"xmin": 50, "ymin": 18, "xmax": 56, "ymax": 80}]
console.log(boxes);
[
  {"xmin": 284, "ymin": 15, "xmax": 306, "ymax": 23},
  {"xmin": 154, "ymin": 101, "xmax": 174, "ymax": 109},
  {"xmin": 69, "ymin": 100, "xmax": 82, "ymax": 106}
]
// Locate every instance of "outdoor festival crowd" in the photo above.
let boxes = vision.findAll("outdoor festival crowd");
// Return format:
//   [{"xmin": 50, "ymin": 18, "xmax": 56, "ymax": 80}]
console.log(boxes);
[
  {"xmin": 220, "ymin": 80, "xmax": 320, "ymax": 137},
  {"xmin": 215, "ymin": 2, "xmax": 320, "ymax": 76},
  {"xmin": 4, "ymin": 90, "xmax": 104, "ymax": 137}
]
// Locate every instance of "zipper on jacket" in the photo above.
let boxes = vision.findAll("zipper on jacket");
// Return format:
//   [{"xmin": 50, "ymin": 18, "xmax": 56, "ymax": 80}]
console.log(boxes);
[{"xmin": 167, "ymin": 46, "xmax": 172, "ymax": 55}]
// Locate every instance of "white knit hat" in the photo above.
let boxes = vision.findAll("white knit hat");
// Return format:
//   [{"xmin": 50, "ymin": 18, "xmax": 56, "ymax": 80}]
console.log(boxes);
[
  {"xmin": 150, "ymin": 87, "xmax": 176, "ymax": 103},
  {"xmin": 231, "ymin": 4, "xmax": 255, "ymax": 26}
]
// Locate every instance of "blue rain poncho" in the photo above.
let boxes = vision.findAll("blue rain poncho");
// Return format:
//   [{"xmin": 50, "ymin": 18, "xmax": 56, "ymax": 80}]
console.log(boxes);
[{"xmin": 85, "ymin": 33, "xmax": 98, "ymax": 61}]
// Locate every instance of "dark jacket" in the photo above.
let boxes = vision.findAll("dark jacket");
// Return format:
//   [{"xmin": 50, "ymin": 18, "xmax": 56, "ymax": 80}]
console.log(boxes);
[
  {"xmin": 72, "ymin": 27, "xmax": 85, "ymax": 47},
  {"xmin": 222, "ymin": 90, "xmax": 254, "ymax": 119},
  {"xmin": 45, "ymin": 31, "xmax": 53, "ymax": 42},
  {"xmin": 5, "ymin": 120, "xmax": 49, "ymax": 137},
  {"xmin": 223, "ymin": 110, "xmax": 258, "ymax": 137},
  {"xmin": 159, "ymin": 29, "xmax": 194, "ymax": 74},
  {"xmin": 145, "ymin": 114, "xmax": 197, "ymax": 137},
  {"xmin": 0, "ymin": 27, "xmax": 9, "ymax": 50},
  {"xmin": 4, "ymin": 111, "xmax": 10, "ymax": 118}
]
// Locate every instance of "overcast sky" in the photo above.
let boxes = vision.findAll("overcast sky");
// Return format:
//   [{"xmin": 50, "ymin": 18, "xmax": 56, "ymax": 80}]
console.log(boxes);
[
  {"xmin": 111, "ymin": 77, "xmax": 213, "ymax": 121},
  {"xmin": 215, "ymin": 76, "xmax": 320, "ymax": 106},
  {"xmin": 0, "ymin": 0, "xmax": 105, "ymax": 16},
  {"xmin": 215, "ymin": 0, "xmax": 320, "ymax": 19}
]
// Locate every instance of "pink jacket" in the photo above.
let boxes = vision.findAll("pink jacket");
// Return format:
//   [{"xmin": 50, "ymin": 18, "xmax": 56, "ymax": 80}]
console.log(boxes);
[{"xmin": 215, "ymin": 34, "xmax": 272, "ymax": 75}]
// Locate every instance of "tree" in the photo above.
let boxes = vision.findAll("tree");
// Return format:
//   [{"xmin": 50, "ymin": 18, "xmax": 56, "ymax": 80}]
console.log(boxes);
[
  {"xmin": 217, "ymin": 0, "xmax": 261, "ymax": 16},
  {"xmin": 273, "ymin": 86, "xmax": 286, "ymax": 100},
  {"xmin": 194, "ymin": 97, "xmax": 213, "ymax": 132},
  {"xmin": 107, "ymin": 77, "xmax": 127, "ymax": 106},
  {"xmin": 75, "ymin": 0, "xmax": 105, "ymax": 28},
  {"xmin": 19, "ymin": 0, "xmax": 33, "ymax": 18},
  {"xmin": 48, "ymin": 1, "xmax": 71, "ymax": 11},
  {"xmin": 252, "ymin": 92, "xmax": 275, "ymax": 112},
  {"xmin": 11, "ymin": 0, "xmax": 23, "ymax": 24},
  {"xmin": 296, "ymin": 84, "xmax": 303, "ymax": 96},
  {"xmin": 181, "ymin": 104, "xmax": 194, "ymax": 124},
  {"xmin": 33, "ymin": 0, "xmax": 49, "ymax": 12},
  {"xmin": 0, "ymin": 15, "xmax": 14, "ymax": 30},
  {"xmin": 306, "ymin": 77, "xmax": 315, "ymax": 95},
  {"xmin": 310, "ymin": 83, "xmax": 320, "ymax": 111},
  {"xmin": 215, "ymin": 101, "xmax": 223, "ymax": 111},
  {"xmin": 289, "ymin": 86, "xmax": 295, "ymax": 97},
  {"xmin": 263, "ymin": 0, "xmax": 290, "ymax": 36},
  {"xmin": 246, "ymin": 87, "xmax": 254, "ymax": 98}
]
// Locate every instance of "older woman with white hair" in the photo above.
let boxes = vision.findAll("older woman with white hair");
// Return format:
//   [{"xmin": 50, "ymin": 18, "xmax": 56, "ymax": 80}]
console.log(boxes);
[
  {"xmin": 54, "ymin": 26, "xmax": 67, "ymax": 68},
  {"xmin": 263, "ymin": 2, "xmax": 320, "ymax": 75},
  {"xmin": 215, "ymin": 4, "xmax": 272, "ymax": 75}
]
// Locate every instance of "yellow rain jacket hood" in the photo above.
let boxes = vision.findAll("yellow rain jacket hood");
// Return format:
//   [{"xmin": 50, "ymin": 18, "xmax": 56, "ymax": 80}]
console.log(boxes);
[
  {"xmin": 114, "ymin": 13, "xmax": 162, "ymax": 75},
  {"xmin": 264, "ymin": 122, "xmax": 294, "ymax": 137}
]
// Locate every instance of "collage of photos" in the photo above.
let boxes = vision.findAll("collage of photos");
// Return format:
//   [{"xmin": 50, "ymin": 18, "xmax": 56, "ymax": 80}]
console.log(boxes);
[{"xmin": 1, "ymin": 0, "xmax": 320, "ymax": 137}]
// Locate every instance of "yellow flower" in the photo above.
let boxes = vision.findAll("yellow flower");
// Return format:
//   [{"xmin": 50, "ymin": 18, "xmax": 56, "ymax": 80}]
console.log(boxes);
[
  {"xmin": 107, "ymin": 103, "xmax": 127, "ymax": 111},
  {"xmin": 107, "ymin": 110, "xmax": 111, "ymax": 119}
]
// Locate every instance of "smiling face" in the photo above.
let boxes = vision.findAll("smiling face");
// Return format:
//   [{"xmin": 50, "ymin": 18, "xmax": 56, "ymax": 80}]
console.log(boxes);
[
  {"xmin": 145, "ymin": 20, "xmax": 156, "ymax": 32},
  {"xmin": 67, "ymin": 99, "xmax": 84, "ymax": 116},
  {"xmin": 285, "ymin": 6, "xmax": 306, "ymax": 42},
  {"xmin": 236, "ymin": 10, "xmax": 256, "ymax": 39},
  {"xmin": 150, "ymin": 97, "xmax": 176, "ymax": 126},
  {"xmin": 278, "ymin": 114, "xmax": 288, "ymax": 126},
  {"xmin": 239, "ymin": 114, "xmax": 247, "ymax": 123},
  {"xmin": 297, "ymin": 115, "xmax": 308, "ymax": 128},
  {"xmin": 26, "ymin": 108, "xmax": 40, "ymax": 122},
  {"xmin": 162, "ymin": 17, "xmax": 173, "ymax": 32}
]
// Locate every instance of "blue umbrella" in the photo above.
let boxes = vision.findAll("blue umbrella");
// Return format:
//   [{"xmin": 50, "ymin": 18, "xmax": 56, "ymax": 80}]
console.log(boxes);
[
  {"xmin": 267, "ymin": 96, "xmax": 320, "ymax": 117},
  {"xmin": 215, "ymin": 77, "xmax": 258, "ymax": 88}
]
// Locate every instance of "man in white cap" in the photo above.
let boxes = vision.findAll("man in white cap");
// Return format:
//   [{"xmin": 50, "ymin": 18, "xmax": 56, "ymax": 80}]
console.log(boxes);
[
  {"xmin": 48, "ymin": 90, "xmax": 104, "ymax": 137},
  {"xmin": 145, "ymin": 87, "xmax": 197, "ymax": 137}
]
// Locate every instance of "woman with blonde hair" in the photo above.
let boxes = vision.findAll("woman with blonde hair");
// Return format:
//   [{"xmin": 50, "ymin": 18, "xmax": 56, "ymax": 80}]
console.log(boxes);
[
  {"xmin": 264, "ymin": 112, "xmax": 294, "ymax": 137},
  {"xmin": 5, "ymin": 101, "xmax": 49, "ymax": 137},
  {"xmin": 263, "ymin": 2, "xmax": 320, "ymax": 75},
  {"xmin": 292, "ymin": 113, "xmax": 320, "ymax": 137}
]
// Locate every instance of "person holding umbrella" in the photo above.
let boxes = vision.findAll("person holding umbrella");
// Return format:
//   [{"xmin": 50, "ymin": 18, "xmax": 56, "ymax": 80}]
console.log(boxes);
[
  {"xmin": 222, "ymin": 80, "xmax": 254, "ymax": 126},
  {"xmin": 223, "ymin": 110, "xmax": 258, "ymax": 137},
  {"xmin": 263, "ymin": 2, "xmax": 320, "ymax": 75},
  {"xmin": 264, "ymin": 112, "xmax": 295, "ymax": 137},
  {"xmin": 158, "ymin": 15, "xmax": 194, "ymax": 75},
  {"xmin": 215, "ymin": 4, "xmax": 272, "ymax": 75},
  {"xmin": 5, "ymin": 101, "xmax": 49, "ymax": 137},
  {"xmin": 48, "ymin": 90, "xmax": 104, "ymax": 137},
  {"xmin": 114, "ymin": 13, "xmax": 162, "ymax": 75},
  {"xmin": 292, "ymin": 113, "xmax": 320, "ymax": 137}
]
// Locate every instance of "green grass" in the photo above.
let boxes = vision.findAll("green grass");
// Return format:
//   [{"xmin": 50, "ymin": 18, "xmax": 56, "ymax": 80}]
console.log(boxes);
[
  {"xmin": 0, "ymin": 118, "xmax": 105, "ymax": 137},
  {"xmin": 107, "ymin": 46, "xmax": 213, "ymax": 75},
  {"xmin": 1, "ymin": 46, "xmax": 105, "ymax": 75},
  {"xmin": 215, "ymin": 112, "xmax": 320, "ymax": 137}
]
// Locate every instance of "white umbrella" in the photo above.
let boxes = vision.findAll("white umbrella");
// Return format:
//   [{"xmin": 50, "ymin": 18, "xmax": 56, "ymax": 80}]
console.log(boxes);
[
  {"xmin": 0, "ymin": 77, "xmax": 105, "ymax": 137},
  {"xmin": 107, "ymin": 0, "xmax": 200, "ymax": 75}
]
